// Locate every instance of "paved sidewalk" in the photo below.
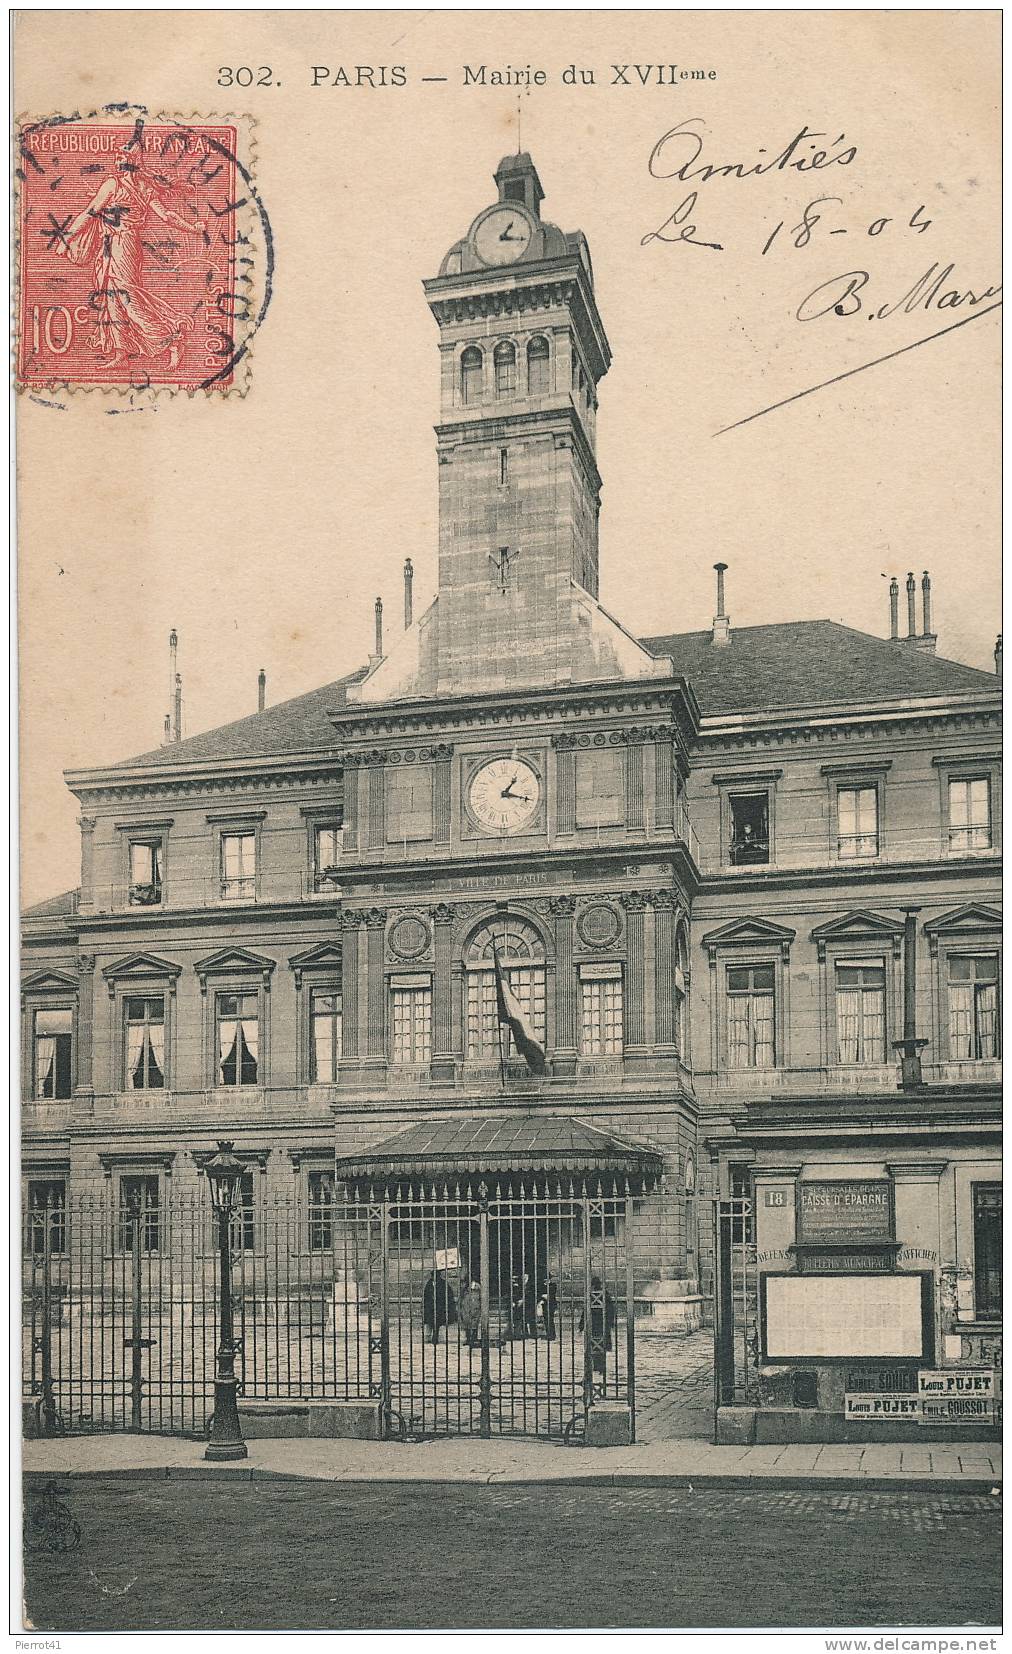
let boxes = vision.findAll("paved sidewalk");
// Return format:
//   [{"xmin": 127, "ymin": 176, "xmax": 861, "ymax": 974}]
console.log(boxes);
[{"xmin": 22, "ymin": 1432, "xmax": 1002, "ymax": 1492}]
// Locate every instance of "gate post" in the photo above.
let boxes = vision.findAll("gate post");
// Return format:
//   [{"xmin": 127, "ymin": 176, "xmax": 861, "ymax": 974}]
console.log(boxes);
[
  {"xmin": 129, "ymin": 1191, "xmax": 144, "ymax": 1431},
  {"xmin": 38, "ymin": 1203, "xmax": 57, "ymax": 1436},
  {"xmin": 378, "ymin": 1195, "xmax": 392, "ymax": 1437},
  {"xmin": 477, "ymin": 1182, "xmax": 491, "ymax": 1439},
  {"xmin": 713, "ymin": 1199, "xmax": 735, "ymax": 1415},
  {"xmin": 582, "ymin": 1192, "xmax": 594, "ymax": 1423},
  {"xmin": 625, "ymin": 1221, "xmax": 636, "ymax": 1443}
]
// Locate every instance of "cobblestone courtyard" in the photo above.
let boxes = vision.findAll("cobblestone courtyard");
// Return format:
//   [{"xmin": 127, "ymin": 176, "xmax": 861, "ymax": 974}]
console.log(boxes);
[{"xmin": 634, "ymin": 1329, "xmax": 714, "ymax": 1440}]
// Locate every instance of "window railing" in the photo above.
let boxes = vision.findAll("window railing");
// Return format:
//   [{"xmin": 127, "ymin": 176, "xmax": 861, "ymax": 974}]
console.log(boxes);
[{"xmin": 128, "ymin": 881, "xmax": 162, "ymax": 906}]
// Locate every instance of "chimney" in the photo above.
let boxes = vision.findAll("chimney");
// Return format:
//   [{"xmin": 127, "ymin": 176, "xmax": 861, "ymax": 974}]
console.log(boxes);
[
  {"xmin": 888, "ymin": 577, "xmax": 899, "ymax": 641},
  {"xmin": 893, "ymin": 907, "xmax": 928, "ymax": 1090},
  {"xmin": 905, "ymin": 572, "xmax": 917, "ymax": 638},
  {"xmin": 173, "ymin": 672, "xmax": 182, "ymax": 744},
  {"xmin": 258, "ymin": 669, "xmax": 266, "ymax": 713},
  {"xmin": 163, "ymin": 713, "xmax": 171, "ymax": 743},
  {"xmin": 711, "ymin": 562, "xmax": 730, "ymax": 647},
  {"xmin": 995, "ymin": 634, "xmax": 1002, "ymax": 675},
  {"xmin": 163, "ymin": 629, "xmax": 178, "ymax": 744},
  {"xmin": 369, "ymin": 596, "xmax": 384, "ymax": 670},
  {"xmin": 403, "ymin": 558, "xmax": 414, "ymax": 630},
  {"xmin": 915, "ymin": 570, "xmax": 937, "ymax": 653}
]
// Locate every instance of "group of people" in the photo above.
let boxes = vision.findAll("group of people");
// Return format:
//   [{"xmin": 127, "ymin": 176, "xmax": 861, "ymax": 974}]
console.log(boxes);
[{"xmin": 422, "ymin": 1269, "xmax": 615, "ymax": 1369}]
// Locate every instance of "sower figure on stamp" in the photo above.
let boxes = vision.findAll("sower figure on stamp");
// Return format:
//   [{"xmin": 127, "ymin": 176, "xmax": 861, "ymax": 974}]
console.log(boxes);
[{"xmin": 52, "ymin": 147, "xmax": 206, "ymax": 371}]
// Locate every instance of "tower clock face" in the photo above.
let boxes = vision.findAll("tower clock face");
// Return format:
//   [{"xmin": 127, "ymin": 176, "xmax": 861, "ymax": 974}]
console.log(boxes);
[
  {"xmin": 472, "ymin": 206, "xmax": 534, "ymax": 266},
  {"xmin": 469, "ymin": 756, "xmax": 541, "ymax": 835}
]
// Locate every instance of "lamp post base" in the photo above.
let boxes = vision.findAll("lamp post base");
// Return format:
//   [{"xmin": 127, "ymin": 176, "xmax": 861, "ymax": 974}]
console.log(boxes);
[
  {"xmin": 204, "ymin": 1369, "xmax": 248, "ymax": 1461},
  {"xmin": 204, "ymin": 1439, "xmax": 249, "ymax": 1462}
]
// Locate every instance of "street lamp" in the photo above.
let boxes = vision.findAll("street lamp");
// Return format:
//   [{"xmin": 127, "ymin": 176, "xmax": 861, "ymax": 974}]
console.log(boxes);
[{"xmin": 203, "ymin": 1140, "xmax": 248, "ymax": 1461}]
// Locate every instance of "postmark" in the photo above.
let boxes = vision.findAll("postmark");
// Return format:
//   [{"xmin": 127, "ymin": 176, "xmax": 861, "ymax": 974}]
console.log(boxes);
[{"xmin": 15, "ymin": 105, "xmax": 272, "ymax": 395}]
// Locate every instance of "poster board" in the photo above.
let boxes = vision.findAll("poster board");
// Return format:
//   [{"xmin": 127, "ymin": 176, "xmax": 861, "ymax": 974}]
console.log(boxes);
[{"xmin": 761, "ymin": 1273, "xmax": 931, "ymax": 1363}]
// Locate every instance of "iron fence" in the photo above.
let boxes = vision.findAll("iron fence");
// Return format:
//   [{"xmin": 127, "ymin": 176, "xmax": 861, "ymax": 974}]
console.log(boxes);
[
  {"xmin": 22, "ymin": 1182, "xmax": 635, "ymax": 1442},
  {"xmin": 712, "ymin": 1196, "xmax": 759, "ymax": 1412}
]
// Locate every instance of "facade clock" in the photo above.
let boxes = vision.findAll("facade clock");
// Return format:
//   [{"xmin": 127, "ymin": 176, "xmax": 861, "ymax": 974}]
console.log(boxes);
[
  {"xmin": 468, "ymin": 756, "xmax": 541, "ymax": 835},
  {"xmin": 471, "ymin": 205, "xmax": 535, "ymax": 266}
]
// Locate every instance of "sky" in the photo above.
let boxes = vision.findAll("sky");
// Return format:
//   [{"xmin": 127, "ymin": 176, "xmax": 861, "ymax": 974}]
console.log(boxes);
[{"xmin": 16, "ymin": 9, "xmax": 1000, "ymax": 908}]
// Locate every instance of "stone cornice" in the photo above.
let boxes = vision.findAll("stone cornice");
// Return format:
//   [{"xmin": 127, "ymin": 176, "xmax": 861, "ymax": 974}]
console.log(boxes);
[
  {"xmin": 698, "ymin": 855, "xmax": 1001, "ymax": 898},
  {"xmin": 65, "ymin": 762, "xmax": 344, "ymax": 806},
  {"xmin": 424, "ymin": 256, "xmax": 611, "ymax": 380},
  {"xmin": 328, "ymin": 682, "xmax": 697, "ymax": 746},
  {"xmin": 694, "ymin": 702, "xmax": 1000, "ymax": 752}
]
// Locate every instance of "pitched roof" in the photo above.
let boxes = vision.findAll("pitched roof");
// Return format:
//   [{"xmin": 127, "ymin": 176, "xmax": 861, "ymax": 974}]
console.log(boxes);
[
  {"xmin": 22, "ymin": 888, "xmax": 79, "ymax": 920},
  {"xmin": 110, "ymin": 668, "xmax": 368, "ymax": 770},
  {"xmin": 334, "ymin": 1114, "xmax": 663, "ymax": 1180},
  {"xmin": 98, "ymin": 620, "xmax": 996, "ymax": 775},
  {"xmin": 640, "ymin": 621, "xmax": 996, "ymax": 718}
]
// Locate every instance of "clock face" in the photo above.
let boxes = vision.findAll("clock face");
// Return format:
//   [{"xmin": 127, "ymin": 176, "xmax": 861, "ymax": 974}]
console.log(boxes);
[
  {"xmin": 469, "ymin": 756, "xmax": 541, "ymax": 835},
  {"xmin": 472, "ymin": 206, "xmax": 534, "ymax": 266}
]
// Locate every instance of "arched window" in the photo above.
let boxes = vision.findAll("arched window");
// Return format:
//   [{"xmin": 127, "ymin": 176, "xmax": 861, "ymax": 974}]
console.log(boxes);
[
  {"xmin": 465, "ymin": 916, "xmax": 546, "ymax": 1059},
  {"xmin": 527, "ymin": 335, "xmax": 550, "ymax": 395},
  {"xmin": 674, "ymin": 926, "xmax": 690, "ymax": 1063},
  {"xmin": 494, "ymin": 340, "xmax": 517, "ymax": 397},
  {"xmin": 461, "ymin": 346, "xmax": 483, "ymax": 406}
]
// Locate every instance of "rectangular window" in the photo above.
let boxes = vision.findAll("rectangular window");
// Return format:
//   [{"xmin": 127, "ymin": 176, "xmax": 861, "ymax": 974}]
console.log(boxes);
[
  {"xmin": 129, "ymin": 839, "xmax": 163, "ymax": 905},
  {"xmin": 237, "ymin": 1170, "xmax": 256, "ymax": 1251},
  {"xmin": 948, "ymin": 955, "xmax": 1000, "ymax": 1060},
  {"xmin": 119, "ymin": 1175, "xmax": 160, "ymax": 1253},
  {"xmin": 390, "ymin": 984, "xmax": 432, "ymax": 1064},
  {"xmin": 33, "ymin": 1008, "xmax": 73, "ymax": 1099},
  {"xmin": 729, "ymin": 794, "xmax": 770, "ymax": 866},
  {"xmin": 838, "ymin": 786, "xmax": 879, "ymax": 859},
  {"xmin": 313, "ymin": 825, "xmax": 342, "ymax": 892},
  {"xmin": 580, "ymin": 968, "xmax": 623, "ymax": 1056},
  {"xmin": 726, "ymin": 965, "xmax": 776, "ymax": 1069},
  {"xmin": 216, "ymin": 992, "xmax": 259, "ymax": 1087},
  {"xmin": 310, "ymin": 989, "xmax": 342, "ymax": 1082},
  {"xmin": 308, "ymin": 1169, "xmax": 335, "ymax": 1252},
  {"xmin": 835, "ymin": 963, "xmax": 886, "ymax": 1064},
  {"xmin": 499, "ymin": 447, "xmax": 509, "ymax": 486},
  {"xmin": 973, "ymin": 1184, "xmax": 1002, "ymax": 1320},
  {"xmin": 220, "ymin": 832, "xmax": 256, "ymax": 901},
  {"xmin": 948, "ymin": 778, "xmax": 991, "ymax": 851},
  {"xmin": 466, "ymin": 967, "xmax": 546, "ymax": 1060},
  {"xmin": 125, "ymin": 996, "xmax": 165, "ymax": 1090},
  {"xmin": 27, "ymin": 1177, "xmax": 67, "ymax": 1256}
]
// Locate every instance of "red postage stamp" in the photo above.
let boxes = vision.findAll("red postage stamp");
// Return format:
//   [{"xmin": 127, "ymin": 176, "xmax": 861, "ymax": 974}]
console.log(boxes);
[{"xmin": 16, "ymin": 114, "xmax": 267, "ymax": 393}]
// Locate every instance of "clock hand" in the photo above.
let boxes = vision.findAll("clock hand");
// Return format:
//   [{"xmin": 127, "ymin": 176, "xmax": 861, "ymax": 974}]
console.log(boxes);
[{"xmin": 498, "ymin": 221, "xmax": 515, "ymax": 241}]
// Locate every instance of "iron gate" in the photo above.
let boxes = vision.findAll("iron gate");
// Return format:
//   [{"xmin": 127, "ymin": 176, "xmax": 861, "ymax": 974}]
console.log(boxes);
[
  {"xmin": 712, "ymin": 1195, "xmax": 759, "ymax": 1411},
  {"xmin": 23, "ymin": 1181, "xmax": 634, "ymax": 1442}
]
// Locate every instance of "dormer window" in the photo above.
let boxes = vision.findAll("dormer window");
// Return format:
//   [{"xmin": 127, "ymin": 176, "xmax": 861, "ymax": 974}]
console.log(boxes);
[
  {"xmin": 129, "ymin": 839, "xmax": 163, "ymax": 906},
  {"xmin": 729, "ymin": 794, "xmax": 770, "ymax": 866},
  {"xmin": 494, "ymin": 340, "xmax": 516, "ymax": 397}
]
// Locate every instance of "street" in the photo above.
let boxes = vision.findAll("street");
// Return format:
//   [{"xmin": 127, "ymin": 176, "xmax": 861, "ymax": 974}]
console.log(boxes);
[{"xmin": 23, "ymin": 1477, "xmax": 1001, "ymax": 1632}]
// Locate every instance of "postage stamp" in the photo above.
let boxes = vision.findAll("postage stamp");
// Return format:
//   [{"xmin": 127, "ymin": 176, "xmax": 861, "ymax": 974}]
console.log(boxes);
[{"xmin": 15, "ymin": 107, "xmax": 272, "ymax": 394}]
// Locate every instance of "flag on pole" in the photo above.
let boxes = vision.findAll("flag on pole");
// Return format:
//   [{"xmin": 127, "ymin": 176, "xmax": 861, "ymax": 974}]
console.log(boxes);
[{"xmin": 492, "ymin": 942, "xmax": 546, "ymax": 1076}]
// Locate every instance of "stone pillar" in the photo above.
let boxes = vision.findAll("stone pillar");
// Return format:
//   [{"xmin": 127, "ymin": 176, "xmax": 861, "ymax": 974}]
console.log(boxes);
[
  {"xmin": 551, "ymin": 895, "xmax": 577, "ymax": 1075},
  {"xmin": 653, "ymin": 890, "xmax": 676, "ymax": 1052},
  {"xmin": 77, "ymin": 816, "xmax": 97, "ymax": 913},
  {"xmin": 553, "ymin": 735, "xmax": 576, "ymax": 835},
  {"xmin": 341, "ymin": 764, "xmax": 359, "ymax": 856},
  {"xmin": 340, "ymin": 911, "xmax": 360, "ymax": 1058},
  {"xmin": 74, "ymin": 952, "xmax": 95, "ymax": 1108},
  {"xmin": 433, "ymin": 745, "xmax": 453, "ymax": 847},
  {"xmin": 367, "ymin": 760, "xmax": 385, "ymax": 851},
  {"xmin": 622, "ymin": 891, "xmax": 650, "ymax": 1061},
  {"xmin": 653, "ymin": 729, "xmax": 674, "ymax": 831},
  {"xmin": 625, "ymin": 743, "xmax": 645, "ymax": 832},
  {"xmin": 364, "ymin": 908, "xmax": 387, "ymax": 1061},
  {"xmin": 431, "ymin": 902, "xmax": 456, "ymax": 1082}
]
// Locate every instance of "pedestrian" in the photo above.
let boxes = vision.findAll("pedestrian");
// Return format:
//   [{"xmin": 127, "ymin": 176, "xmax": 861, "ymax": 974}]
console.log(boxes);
[
  {"xmin": 459, "ymin": 1279, "xmax": 482, "ymax": 1349},
  {"xmin": 422, "ymin": 1269, "xmax": 457, "ymax": 1344},
  {"xmin": 523, "ymin": 1270, "xmax": 539, "ymax": 1338},
  {"xmin": 538, "ymin": 1272, "xmax": 558, "ymax": 1341},
  {"xmin": 510, "ymin": 1273, "xmax": 526, "ymax": 1340},
  {"xmin": 579, "ymin": 1275, "xmax": 616, "ymax": 1376}
]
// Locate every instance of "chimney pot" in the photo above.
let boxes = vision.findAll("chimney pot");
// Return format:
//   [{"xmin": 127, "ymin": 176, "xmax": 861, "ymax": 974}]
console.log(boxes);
[
  {"xmin": 173, "ymin": 671, "xmax": 182, "ymax": 744},
  {"xmin": 905, "ymin": 572, "xmax": 917, "ymax": 638},
  {"xmin": 403, "ymin": 558, "xmax": 414, "ymax": 631},
  {"xmin": 374, "ymin": 596, "xmax": 384, "ymax": 661},
  {"xmin": 712, "ymin": 562, "xmax": 730, "ymax": 646},
  {"xmin": 995, "ymin": 634, "xmax": 1002, "ymax": 675},
  {"xmin": 888, "ymin": 577, "xmax": 899, "ymax": 640},
  {"xmin": 921, "ymin": 570, "xmax": 933, "ymax": 639},
  {"xmin": 258, "ymin": 669, "xmax": 266, "ymax": 713}
]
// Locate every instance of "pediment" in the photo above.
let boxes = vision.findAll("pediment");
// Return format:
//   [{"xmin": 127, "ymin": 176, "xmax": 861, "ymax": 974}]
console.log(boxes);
[
  {"xmin": 22, "ymin": 968, "xmax": 78, "ymax": 994},
  {"xmin": 924, "ymin": 904, "xmax": 1002, "ymax": 949},
  {"xmin": 193, "ymin": 946, "xmax": 277, "ymax": 980},
  {"xmin": 288, "ymin": 941, "xmax": 343, "ymax": 971},
  {"xmin": 702, "ymin": 917, "xmax": 797, "ymax": 958},
  {"xmin": 810, "ymin": 911, "xmax": 905, "ymax": 956},
  {"xmin": 102, "ymin": 951, "xmax": 182, "ymax": 983}
]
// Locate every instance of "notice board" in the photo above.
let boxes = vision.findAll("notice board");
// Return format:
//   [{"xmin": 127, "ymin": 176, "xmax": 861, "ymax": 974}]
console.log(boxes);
[{"xmin": 762, "ymin": 1273, "xmax": 930, "ymax": 1362}]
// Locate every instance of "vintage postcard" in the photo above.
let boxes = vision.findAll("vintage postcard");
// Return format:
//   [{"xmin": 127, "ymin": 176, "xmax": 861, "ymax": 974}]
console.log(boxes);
[{"xmin": 14, "ymin": 7, "xmax": 1001, "ymax": 1644}]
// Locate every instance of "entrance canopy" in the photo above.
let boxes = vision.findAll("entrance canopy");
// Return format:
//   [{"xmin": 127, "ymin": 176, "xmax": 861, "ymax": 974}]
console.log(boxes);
[{"xmin": 335, "ymin": 1113, "xmax": 663, "ymax": 1187}]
